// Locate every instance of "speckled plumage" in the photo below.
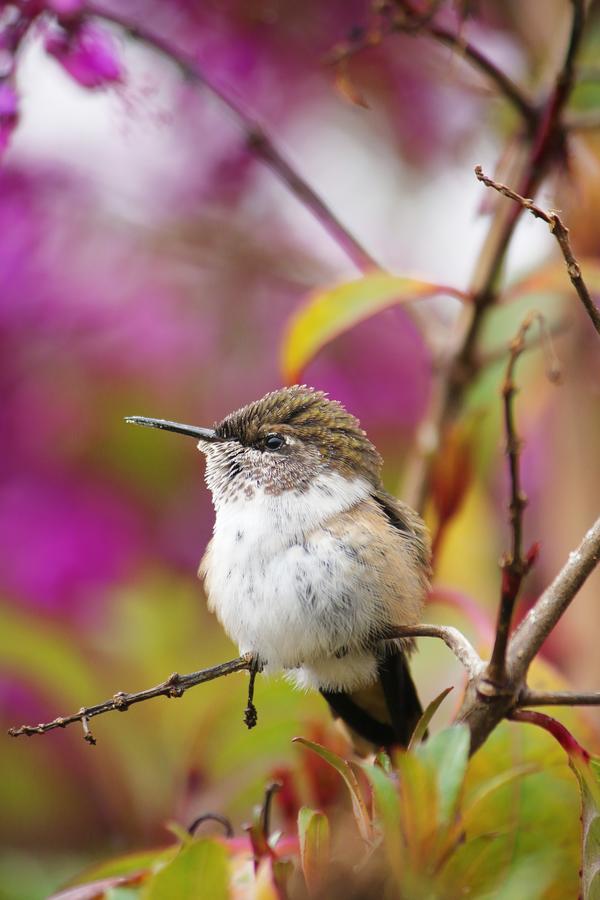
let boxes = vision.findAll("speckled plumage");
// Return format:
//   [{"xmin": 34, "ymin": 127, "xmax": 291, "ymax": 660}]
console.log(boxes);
[{"xmin": 197, "ymin": 387, "xmax": 431, "ymax": 737}]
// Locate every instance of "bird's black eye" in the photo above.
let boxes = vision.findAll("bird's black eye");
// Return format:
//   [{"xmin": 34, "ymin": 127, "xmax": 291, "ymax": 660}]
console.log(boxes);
[{"xmin": 265, "ymin": 433, "xmax": 285, "ymax": 451}]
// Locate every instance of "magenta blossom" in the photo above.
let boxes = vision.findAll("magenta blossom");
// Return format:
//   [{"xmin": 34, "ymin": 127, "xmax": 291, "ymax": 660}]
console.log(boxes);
[
  {"xmin": 45, "ymin": 20, "xmax": 123, "ymax": 88},
  {"xmin": 0, "ymin": 83, "xmax": 18, "ymax": 156},
  {"xmin": 46, "ymin": 0, "xmax": 85, "ymax": 17}
]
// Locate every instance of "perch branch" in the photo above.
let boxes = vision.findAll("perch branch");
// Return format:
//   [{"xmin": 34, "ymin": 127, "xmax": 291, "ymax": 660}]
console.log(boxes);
[
  {"xmin": 475, "ymin": 165, "xmax": 600, "ymax": 335},
  {"xmin": 86, "ymin": 3, "xmax": 378, "ymax": 273},
  {"xmin": 8, "ymin": 656, "xmax": 252, "ymax": 742},
  {"xmin": 387, "ymin": 624, "xmax": 483, "ymax": 677},
  {"xmin": 508, "ymin": 515, "xmax": 600, "ymax": 682},
  {"xmin": 486, "ymin": 314, "xmax": 541, "ymax": 685},
  {"xmin": 8, "ymin": 626, "xmax": 482, "ymax": 742}
]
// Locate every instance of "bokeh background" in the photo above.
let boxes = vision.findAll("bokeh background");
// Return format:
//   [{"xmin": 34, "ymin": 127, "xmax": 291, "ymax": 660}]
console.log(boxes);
[{"xmin": 1, "ymin": 1, "xmax": 600, "ymax": 897}]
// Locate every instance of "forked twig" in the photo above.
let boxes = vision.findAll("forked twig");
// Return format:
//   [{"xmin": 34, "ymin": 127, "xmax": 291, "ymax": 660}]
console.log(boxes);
[
  {"xmin": 475, "ymin": 165, "xmax": 600, "ymax": 335},
  {"xmin": 487, "ymin": 314, "xmax": 550, "ymax": 685}
]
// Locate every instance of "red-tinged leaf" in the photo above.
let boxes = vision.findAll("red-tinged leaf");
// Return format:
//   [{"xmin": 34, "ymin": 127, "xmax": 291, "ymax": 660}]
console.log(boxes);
[
  {"xmin": 429, "ymin": 416, "xmax": 480, "ymax": 557},
  {"xmin": 408, "ymin": 686, "xmax": 454, "ymax": 750},
  {"xmin": 525, "ymin": 541, "xmax": 540, "ymax": 570},
  {"xmin": 298, "ymin": 807, "xmax": 330, "ymax": 895},
  {"xmin": 511, "ymin": 709, "xmax": 600, "ymax": 899},
  {"xmin": 281, "ymin": 272, "xmax": 466, "ymax": 383},
  {"xmin": 293, "ymin": 737, "xmax": 372, "ymax": 843},
  {"xmin": 271, "ymin": 767, "xmax": 301, "ymax": 828},
  {"xmin": 245, "ymin": 822, "xmax": 276, "ymax": 865},
  {"xmin": 49, "ymin": 872, "xmax": 147, "ymax": 899}
]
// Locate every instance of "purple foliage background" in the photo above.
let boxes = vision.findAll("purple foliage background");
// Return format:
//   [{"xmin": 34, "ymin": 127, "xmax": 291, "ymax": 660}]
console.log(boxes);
[{"xmin": 1, "ymin": 1, "xmax": 599, "ymax": 895}]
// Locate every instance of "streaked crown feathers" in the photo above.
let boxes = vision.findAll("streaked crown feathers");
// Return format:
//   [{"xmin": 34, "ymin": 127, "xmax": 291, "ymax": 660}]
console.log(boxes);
[{"xmin": 214, "ymin": 385, "xmax": 383, "ymax": 485}]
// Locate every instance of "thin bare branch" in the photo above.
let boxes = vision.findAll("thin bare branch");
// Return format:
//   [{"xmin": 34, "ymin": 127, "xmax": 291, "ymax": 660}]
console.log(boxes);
[
  {"xmin": 508, "ymin": 516, "xmax": 600, "ymax": 682},
  {"xmin": 8, "ymin": 656, "xmax": 252, "ymax": 741},
  {"xmin": 7, "ymin": 625, "xmax": 482, "ymax": 742},
  {"xmin": 475, "ymin": 165, "xmax": 600, "ymax": 335},
  {"xmin": 519, "ymin": 690, "xmax": 600, "ymax": 707},
  {"xmin": 477, "ymin": 316, "xmax": 569, "ymax": 372},
  {"xmin": 86, "ymin": 3, "xmax": 378, "ymax": 274},
  {"xmin": 487, "ymin": 314, "xmax": 541, "ymax": 685},
  {"xmin": 391, "ymin": 1, "xmax": 535, "ymax": 123}
]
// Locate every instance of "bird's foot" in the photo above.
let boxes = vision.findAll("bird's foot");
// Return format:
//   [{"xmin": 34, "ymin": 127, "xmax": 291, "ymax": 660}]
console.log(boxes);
[{"xmin": 243, "ymin": 653, "xmax": 263, "ymax": 730}]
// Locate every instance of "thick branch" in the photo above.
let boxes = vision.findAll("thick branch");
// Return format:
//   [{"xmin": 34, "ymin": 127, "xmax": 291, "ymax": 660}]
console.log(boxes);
[
  {"xmin": 475, "ymin": 165, "xmax": 600, "ymax": 335},
  {"xmin": 86, "ymin": 4, "xmax": 378, "ymax": 273},
  {"xmin": 508, "ymin": 516, "xmax": 600, "ymax": 682}
]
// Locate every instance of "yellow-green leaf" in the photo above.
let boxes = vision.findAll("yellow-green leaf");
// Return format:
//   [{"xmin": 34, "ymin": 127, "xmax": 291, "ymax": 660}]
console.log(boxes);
[
  {"xmin": 143, "ymin": 840, "xmax": 229, "ymax": 900},
  {"xmin": 298, "ymin": 807, "xmax": 330, "ymax": 895},
  {"xmin": 408, "ymin": 686, "xmax": 454, "ymax": 750},
  {"xmin": 293, "ymin": 737, "xmax": 372, "ymax": 842},
  {"xmin": 281, "ymin": 272, "xmax": 464, "ymax": 382}
]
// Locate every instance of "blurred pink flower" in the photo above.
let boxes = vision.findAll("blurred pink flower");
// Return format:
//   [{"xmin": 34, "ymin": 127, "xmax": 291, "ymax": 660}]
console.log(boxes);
[
  {"xmin": 45, "ymin": 20, "xmax": 123, "ymax": 88},
  {"xmin": 0, "ymin": 82, "xmax": 18, "ymax": 156},
  {"xmin": 0, "ymin": 474, "xmax": 145, "ymax": 615},
  {"xmin": 46, "ymin": 0, "xmax": 85, "ymax": 17}
]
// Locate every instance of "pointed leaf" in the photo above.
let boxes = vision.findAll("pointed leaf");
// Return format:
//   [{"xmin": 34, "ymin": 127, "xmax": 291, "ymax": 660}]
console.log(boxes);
[
  {"xmin": 570, "ymin": 757, "xmax": 600, "ymax": 900},
  {"xmin": 416, "ymin": 725, "xmax": 470, "ymax": 824},
  {"xmin": 462, "ymin": 763, "xmax": 539, "ymax": 833},
  {"xmin": 298, "ymin": 807, "xmax": 330, "ymax": 895},
  {"xmin": 361, "ymin": 763, "xmax": 403, "ymax": 882},
  {"xmin": 395, "ymin": 750, "xmax": 439, "ymax": 865},
  {"xmin": 143, "ymin": 840, "xmax": 229, "ymax": 900},
  {"xmin": 293, "ymin": 738, "xmax": 372, "ymax": 842},
  {"xmin": 408, "ymin": 687, "xmax": 454, "ymax": 750},
  {"xmin": 281, "ymin": 273, "xmax": 465, "ymax": 381}
]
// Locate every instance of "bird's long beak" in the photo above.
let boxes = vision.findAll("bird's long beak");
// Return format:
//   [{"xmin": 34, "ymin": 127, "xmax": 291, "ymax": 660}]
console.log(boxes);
[{"xmin": 124, "ymin": 416, "xmax": 219, "ymax": 442}]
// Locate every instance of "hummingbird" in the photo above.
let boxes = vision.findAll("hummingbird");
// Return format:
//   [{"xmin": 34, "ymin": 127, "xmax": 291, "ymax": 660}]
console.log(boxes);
[{"xmin": 126, "ymin": 386, "xmax": 431, "ymax": 751}]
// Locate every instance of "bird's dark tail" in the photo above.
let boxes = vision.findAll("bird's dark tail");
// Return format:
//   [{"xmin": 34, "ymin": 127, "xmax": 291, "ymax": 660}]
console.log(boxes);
[{"xmin": 320, "ymin": 648, "xmax": 422, "ymax": 753}]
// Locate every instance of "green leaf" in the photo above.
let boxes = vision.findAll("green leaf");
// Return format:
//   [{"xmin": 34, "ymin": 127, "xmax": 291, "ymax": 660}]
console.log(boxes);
[
  {"xmin": 65, "ymin": 849, "xmax": 176, "ymax": 886},
  {"xmin": 571, "ymin": 756, "xmax": 600, "ymax": 900},
  {"xmin": 298, "ymin": 807, "xmax": 330, "ymax": 895},
  {"xmin": 293, "ymin": 738, "xmax": 372, "ymax": 842},
  {"xmin": 395, "ymin": 750, "xmax": 438, "ymax": 865},
  {"xmin": 105, "ymin": 890, "xmax": 142, "ymax": 900},
  {"xmin": 408, "ymin": 686, "xmax": 453, "ymax": 750},
  {"xmin": 281, "ymin": 272, "xmax": 464, "ymax": 381},
  {"xmin": 461, "ymin": 763, "xmax": 539, "ymax": 833},
  {"xmin": 416, "ymin": 725, "xmax": 470, "ymax": 824},
  {"xmin": 361, "ymin": 763, "xmax": 403, "ymax": 882},
  {"xmin": 142, "ymin": 840, "xmax": 229, "ymax": 900}
]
